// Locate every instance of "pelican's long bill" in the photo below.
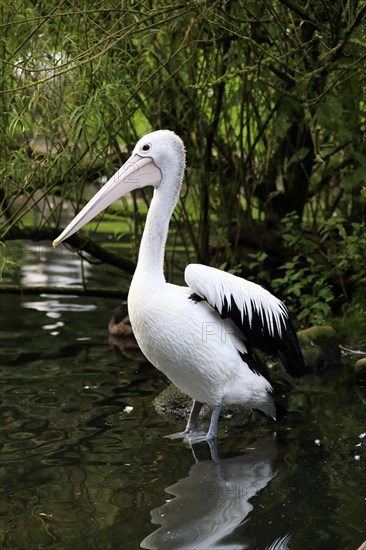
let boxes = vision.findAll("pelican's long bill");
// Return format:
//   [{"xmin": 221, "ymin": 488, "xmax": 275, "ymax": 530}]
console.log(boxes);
[{"xmin": 52, "ymin": 154, "xmax": 161, "ymax": 247}]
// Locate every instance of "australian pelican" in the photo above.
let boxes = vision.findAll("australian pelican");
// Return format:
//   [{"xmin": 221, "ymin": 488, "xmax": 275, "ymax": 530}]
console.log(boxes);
[{"xmin": 53, "ymin": 130, "xmax": 305, "ymax": 441}]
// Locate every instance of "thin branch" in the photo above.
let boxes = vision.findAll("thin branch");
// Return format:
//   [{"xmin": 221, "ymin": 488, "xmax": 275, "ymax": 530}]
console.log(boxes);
[
  {"xmin": 340, "ymin": 345, "xmax": 366, "ymax": 356},
  {"xmin": 277, "ymin": 0, "xmax": 318, "ymax": 26}
]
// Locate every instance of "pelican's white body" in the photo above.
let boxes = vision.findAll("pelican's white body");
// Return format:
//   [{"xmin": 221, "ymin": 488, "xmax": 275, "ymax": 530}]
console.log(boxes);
[{"xmin": 129, "ymin": 272, "xmax": 274, "ymax": 416}]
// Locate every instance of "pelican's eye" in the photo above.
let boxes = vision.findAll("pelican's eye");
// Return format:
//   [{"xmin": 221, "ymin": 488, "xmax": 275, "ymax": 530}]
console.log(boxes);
[{"xmin": 141, "ymin": 143, "xmax": 151, "ymax": 152}]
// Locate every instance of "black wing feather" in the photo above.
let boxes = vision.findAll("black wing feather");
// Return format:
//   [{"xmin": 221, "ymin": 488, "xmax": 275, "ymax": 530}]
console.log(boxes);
[
  {"xmin": 185, "ymin": 264, "xmax": 305, "ymax": 378},
  {"xmin": 220, "ymin": 294, "xmax": 305, "ymax": 377}
]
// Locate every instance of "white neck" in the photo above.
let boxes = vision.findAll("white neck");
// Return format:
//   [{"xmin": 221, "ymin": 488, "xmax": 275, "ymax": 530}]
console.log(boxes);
[{"xmin": 133, "ymin": 174, "xmax": 181, "ymax": 283}]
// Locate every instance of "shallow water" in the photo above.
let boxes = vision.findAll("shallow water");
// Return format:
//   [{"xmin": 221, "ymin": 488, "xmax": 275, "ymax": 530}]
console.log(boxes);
[{"xmin": 1, "ymin": 246, "xmax": 365, "ymax": 549}]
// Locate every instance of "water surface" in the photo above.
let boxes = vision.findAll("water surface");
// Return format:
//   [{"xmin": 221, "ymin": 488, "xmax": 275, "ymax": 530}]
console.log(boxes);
[{"xmin": 0, "ymin": 245, "xmax": 365, "ymax": 549}]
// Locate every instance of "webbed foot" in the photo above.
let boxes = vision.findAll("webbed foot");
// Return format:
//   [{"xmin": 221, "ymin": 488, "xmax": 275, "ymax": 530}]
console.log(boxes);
[
  {"xmin": 186, "ymin": 430, "xmax": 215, "ymax": 443},
  {"xmin": 164, "ymin": 428, "xmax": 202, "ymax": 440}
]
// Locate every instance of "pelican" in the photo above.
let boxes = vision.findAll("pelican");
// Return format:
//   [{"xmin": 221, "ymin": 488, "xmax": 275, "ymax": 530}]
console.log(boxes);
[{"xmin": 53, "ymin": 130, "xmax": 305, "ymax": 442}]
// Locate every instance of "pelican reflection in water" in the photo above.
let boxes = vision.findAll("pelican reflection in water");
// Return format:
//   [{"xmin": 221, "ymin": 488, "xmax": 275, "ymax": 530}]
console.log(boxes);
[{"xmin": 141, "ymin": 437, "xmax": 291, "ymax": 550}]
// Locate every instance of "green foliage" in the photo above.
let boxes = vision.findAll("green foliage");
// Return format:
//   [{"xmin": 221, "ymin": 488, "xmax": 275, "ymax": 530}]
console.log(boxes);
[
  {"xmin": 270, "ymin": 213, "xmax": 366, "ymax": 326},
  {"xmin": 0, "ymin": 1, "xmax": 366, "ymax": 325},
  {"xmin": 335, "ymin": 297, "xmax": 366, "ymax": 347},
  {"xmin": 273, "ymin": 258, "xmax": 335, "ymax": 326},
  {"xmin": 0, "ymin": 242, "xmax": 19, "ymax": 282}
]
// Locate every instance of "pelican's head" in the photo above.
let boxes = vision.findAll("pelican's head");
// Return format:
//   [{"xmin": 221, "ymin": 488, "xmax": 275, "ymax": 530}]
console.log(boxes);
[
  {"xmin": 53, "ymin": 130, "xmax": 186, "ymax": 247},
  {"xmin": 133, "ymin": 129, "xmax": 186, "ymax": 179}
]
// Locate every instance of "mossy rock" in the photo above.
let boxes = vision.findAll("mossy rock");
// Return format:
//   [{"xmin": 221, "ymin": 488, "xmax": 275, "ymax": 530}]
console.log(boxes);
[
  {"xmin": 153, "ymin": 384, "xmax": 193, "ymax": 420},
  {"xmin": 153, "ymin": 384, "xmax": 253, "ymax": 425},
  {"xmin": 297, "ymin": 325, "xmax": 341, "ymax": 368}
]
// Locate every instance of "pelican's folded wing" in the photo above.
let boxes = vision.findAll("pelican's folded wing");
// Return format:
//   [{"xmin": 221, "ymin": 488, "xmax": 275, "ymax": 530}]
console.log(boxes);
[{"xmin": 185, "ymin": 264, "xmax": 305, "ymax": 377}]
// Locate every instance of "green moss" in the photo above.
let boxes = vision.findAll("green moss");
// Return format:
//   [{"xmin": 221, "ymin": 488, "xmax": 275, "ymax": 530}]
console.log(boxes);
[
  {"xmin": 298, "ymin": 326, "xmax": 341, "ymax": 365},
  {"xmin": 153, "ymin": 384, "xmax": 192, "ymax": 420},
  {"xmin": 298, "ymin": 326, "xmax": 337, "ymax": 346}
]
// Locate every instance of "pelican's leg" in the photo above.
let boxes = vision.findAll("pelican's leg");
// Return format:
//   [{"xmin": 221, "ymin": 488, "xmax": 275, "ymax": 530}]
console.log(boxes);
[
  {"xmin": 205, "ymin": 402, "xmax": 222, "ymax": 440},
  {"xmin": 187, "ymin": 401, "xmax": 222, "ymax": 443},
  {"xmin": 185, "ymin": 400, "xmax": 203, "ymax": 432},
  {"xmin": 165, "ymin": 400, "xmax": 203, "ymax": 440}
]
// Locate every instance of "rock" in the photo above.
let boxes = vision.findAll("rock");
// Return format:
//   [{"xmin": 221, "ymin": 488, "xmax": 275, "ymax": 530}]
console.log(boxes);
[
  {"xmin": 356, "ymin": 541, "xmax": 366, "ymax": 550},
  {"xmin": 153, "ymin": 384, "xmax": 193, "ymax": 420},
  {"xmin": 354, "ymin": 358, "xmax": 366, "ymax": 382},
  {"xmin": 108, "ymin": 306, "xmax": 146, "ymax": 361},
  {"xmin": 108, "ymin": 305, "xmax": 130, "ymax": 336},
  {"xmin": 153, "ymin": 384, "xmax": 254, "ymax": 426},
  {"xmin": 297, "ymin": 326, "xmax": 341, "ymax": 367}
]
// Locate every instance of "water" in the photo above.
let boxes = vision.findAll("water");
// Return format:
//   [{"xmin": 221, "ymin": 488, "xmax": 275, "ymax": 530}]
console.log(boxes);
[{"xmin": 1, "ymin": 244, "xmax": 365, "ymax": 549}]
